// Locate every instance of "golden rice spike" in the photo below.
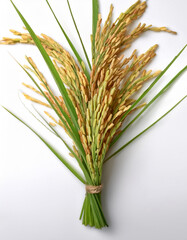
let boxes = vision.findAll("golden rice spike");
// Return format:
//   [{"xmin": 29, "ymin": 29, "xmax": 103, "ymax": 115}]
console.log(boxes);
[{"xmin": 22, "ymin": 93, "xmax": 51, "ymax": 108}]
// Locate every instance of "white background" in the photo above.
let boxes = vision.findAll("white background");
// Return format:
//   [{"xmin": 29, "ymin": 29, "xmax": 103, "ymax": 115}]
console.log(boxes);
[{"xmin": 0, "ymin": 0, "xmax": 187, "ymax": 239}]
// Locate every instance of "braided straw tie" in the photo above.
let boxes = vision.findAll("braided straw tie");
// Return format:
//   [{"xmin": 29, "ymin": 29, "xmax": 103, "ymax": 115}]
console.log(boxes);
[{"xmin": 86, "ymin": 184, "xmax": 103, "ymax": 194}]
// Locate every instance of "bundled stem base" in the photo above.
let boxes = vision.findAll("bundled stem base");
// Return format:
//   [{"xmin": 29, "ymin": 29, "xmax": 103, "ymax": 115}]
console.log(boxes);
[{"xmin": 80, "ymin": 193, "xmax": 108, "ymax": 228}]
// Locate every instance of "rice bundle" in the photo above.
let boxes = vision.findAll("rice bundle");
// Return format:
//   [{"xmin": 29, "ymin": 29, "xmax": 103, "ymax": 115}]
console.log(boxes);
[{"xmin": 1, "ymin": 0, "xmax": 186, "ymax": 229}]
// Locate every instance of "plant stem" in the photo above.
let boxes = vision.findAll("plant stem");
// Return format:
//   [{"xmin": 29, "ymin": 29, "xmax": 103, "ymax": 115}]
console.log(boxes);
[
  {"xmin": 80, "ymin": 192, "xmax": 108, "ymax": 228},
  {"xmin": 67, "ymin": 0, "xmax": 92, "ymax": 70}
]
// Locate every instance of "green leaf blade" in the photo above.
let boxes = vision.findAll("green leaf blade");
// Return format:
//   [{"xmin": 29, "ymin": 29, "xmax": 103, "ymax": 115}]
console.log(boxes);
[
  {"xmin": 105, "ymin": 95, "xmax": 187, "ymax": 162},
  {"xmin": 45, "ymin": 0, "xmax": 91, "ymax": 80},
  {"xmin": 2, "ymin": 106, "xmax": 86, "ymax": 184},
  {"xmin": 67, "ymin": 0, "xmax": 91, "ymax": 70},
  {"xmin": 112, "ymin": 65, "xmax": 187, "ymax": 145},
  {"xmin": 92, "ymin": 0, "xmax": 99, "ymax": 61}
]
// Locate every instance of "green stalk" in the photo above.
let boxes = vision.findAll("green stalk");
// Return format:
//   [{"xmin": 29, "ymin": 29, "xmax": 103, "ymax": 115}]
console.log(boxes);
[
  {"xmin": 45, "ymin": 0, "xmax": 90, "ymax": 81},
  {"xmin": 105, "ymin": 95, "xmax": 187, "ymax": 162},
  {"xmin": 80, "ymin": 193, "xmax": 108, "ymax": 228},
  {"xmin": 2, "ymin": 106, "xmax": 86, "ymax": 184},
  {"xmin": 92, "ymin": 0, "xmax": 99, "ymax": 62},
  {"xmin": 67, "ymin": 0, "xmax": 91, "ymax": 70}
]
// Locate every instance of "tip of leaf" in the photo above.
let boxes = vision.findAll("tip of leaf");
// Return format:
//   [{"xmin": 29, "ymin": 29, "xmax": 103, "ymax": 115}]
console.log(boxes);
[
  {"xmin": 1, "ymin": 105, "xmax": 8, "ymax": 111},
  {"xmin": 10, "ymin": 0, "xmax": 14, "ymax": 6}
]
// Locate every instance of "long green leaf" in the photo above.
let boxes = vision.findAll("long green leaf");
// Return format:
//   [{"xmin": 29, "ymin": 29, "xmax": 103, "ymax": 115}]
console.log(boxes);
[
  {"xmin": 20, "ymin": 97, "xmax": 78, "ymax": 160},
  {"xmin": 10, "ymin": 0, "xmax": 79, "ymax": 133},
  {"xmin": 2, "ymin": 106, "xmax": 86, "ymax": 184},
  {"xmin": 19, "ymin": 95, "xmax": 92, "ymax": 183},
  {"xmin": 110, "ymin": 44, "xmax": 187, "ymax": 147},
  {"xmin": 105, "ymin": 95, "xmax": 187, "ymax": 162},
  {"xmin": 45, "ymin": 0, "xmax": 91, "ymax": 81},
  {"xmin": 67, "ymin": 0, "xmax": 91, "ymax": 70},
  {"xmin": 112, "ymin": 65, "xmax": 187, "ymax": 145},
  {"xmin": 32, "ymin": 106, "xmax": 92, "ymax": 183},
  {"xmin": 92, "ymin": 0, "xmax": 99, "ymax": 61},
  {"xmin": 10, "ymin": 0, "xmax": 88, "ymax": 169}
]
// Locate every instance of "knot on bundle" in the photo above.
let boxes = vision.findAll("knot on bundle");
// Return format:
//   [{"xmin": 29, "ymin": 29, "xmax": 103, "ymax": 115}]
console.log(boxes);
[{"xmin": 86, "ymin": 184, "xmax": 103, "ymax": 194}]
